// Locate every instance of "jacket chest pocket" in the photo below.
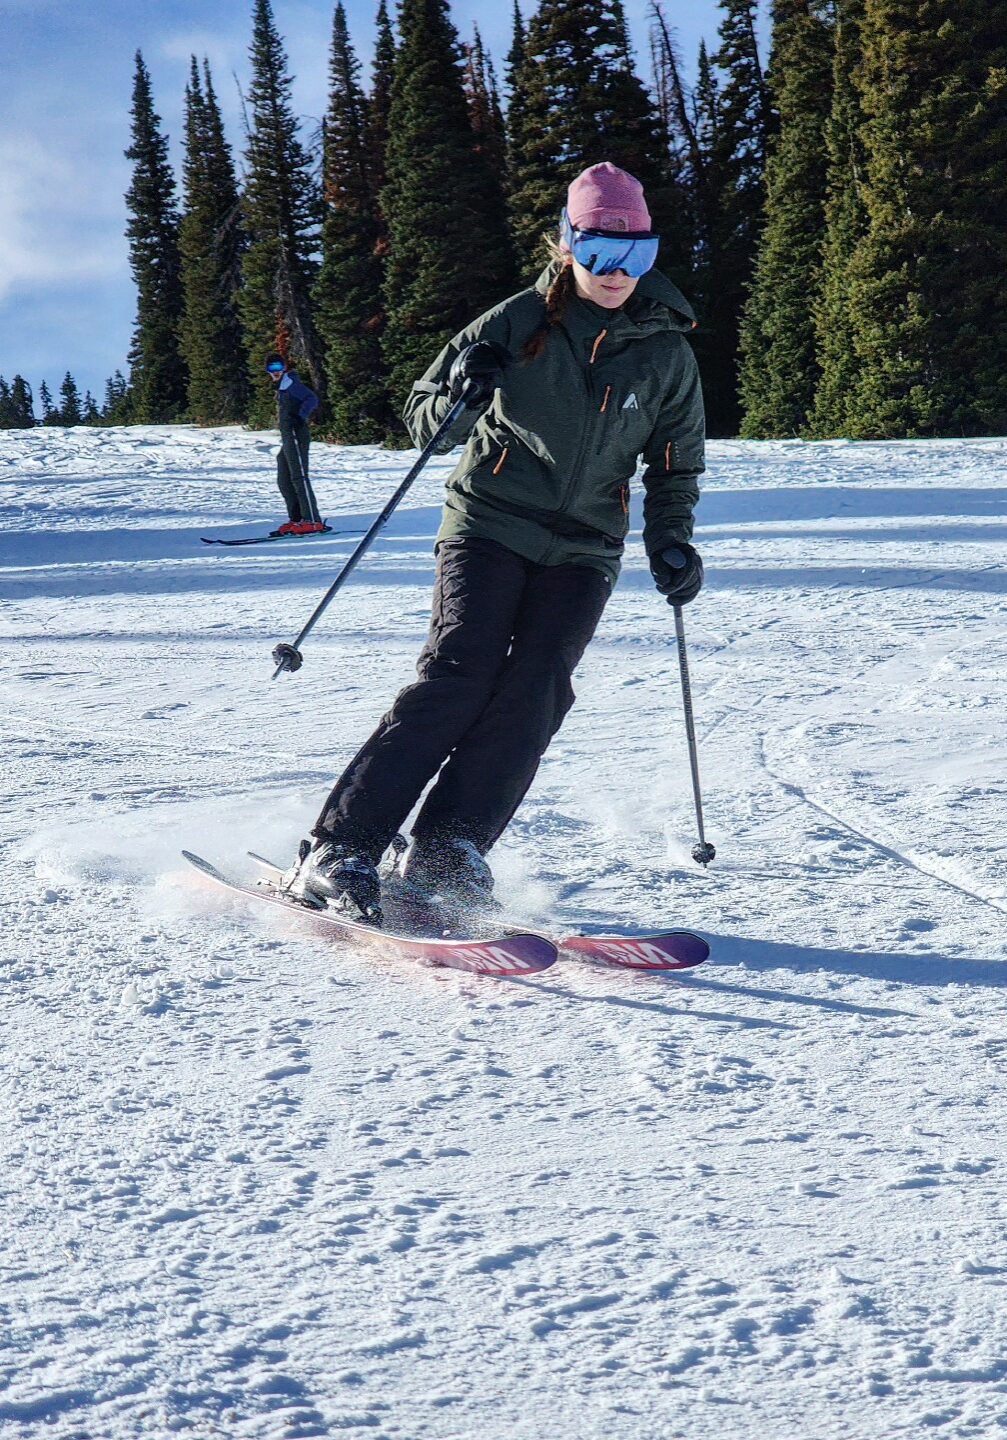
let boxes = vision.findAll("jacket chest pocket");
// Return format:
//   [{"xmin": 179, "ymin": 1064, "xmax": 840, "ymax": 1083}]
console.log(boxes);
[{"xmin": 594, "ymin": 382, "xmax": 655, "ymax": 456}]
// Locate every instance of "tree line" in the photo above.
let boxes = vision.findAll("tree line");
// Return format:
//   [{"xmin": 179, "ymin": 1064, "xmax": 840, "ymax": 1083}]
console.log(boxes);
[
  {"xmin": 0, "ymin": 372, "xmax": 130, "ymax": 429},
  {"xmin": 6, "ymin": 0, "xmax": 1005, "ymax": 441}
]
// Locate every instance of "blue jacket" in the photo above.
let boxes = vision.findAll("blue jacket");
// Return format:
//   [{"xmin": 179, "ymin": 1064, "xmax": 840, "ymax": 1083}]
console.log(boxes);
[{"xmin": 278, "ymin": 372, "xmax": 319, "ymax": 433}]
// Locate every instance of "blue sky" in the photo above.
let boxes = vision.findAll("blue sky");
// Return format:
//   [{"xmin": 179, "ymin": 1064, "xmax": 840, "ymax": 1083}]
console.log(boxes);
[{"xmin": 0, "ymin": 1, "xmax": 768, "ymax": 406}]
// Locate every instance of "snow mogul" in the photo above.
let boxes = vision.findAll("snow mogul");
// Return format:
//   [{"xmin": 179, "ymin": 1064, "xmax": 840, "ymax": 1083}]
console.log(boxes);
[{"xmin": 283, "ymin": 162, "xmax": 706, "ymax": 925}]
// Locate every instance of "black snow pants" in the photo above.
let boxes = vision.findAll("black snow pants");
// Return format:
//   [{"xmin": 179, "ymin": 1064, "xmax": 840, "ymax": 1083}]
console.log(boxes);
[
  {"xmin": 276, "ymin": 418, "xmax": 318, "ymax": 523},
  {"xmin": 314, "ymin": 537, "xmax": 611, "ymax": 861}
]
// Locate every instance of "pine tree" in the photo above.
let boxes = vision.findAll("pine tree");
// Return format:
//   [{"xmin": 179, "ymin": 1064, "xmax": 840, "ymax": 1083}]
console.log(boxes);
[
  {"xmin": 240, "ymin": 0, "xmax": 323, "ymax": 427},
  {"xmin": 507, "ymin": 0, "xmax": 672, "ymax": 276},
  {"xmin": 698, "ymin": 0, "xmax": 772, "ymax": 435},
  {"xmin": 179, "ymin": 58, "xmax": 248, "ymax": 425},
  {"xmin": 0, "ymin": 378, "xmax": 12, "ymax": 428},
  {"xmin": 846, "ymin": 0, "xmax": 1007, "ymax": 437},
  {"xmin": 58, "ymin": 372, "xmax": 83, "ymax": 426},
  {"xmin": 369, "ymin": 0, "xmax": 396, "ymax": 212},
  {"xmin": 505, "ymin": 0, "xmax": 527, "ymax": 104},
  {"xmin": 83, "ymin": 391, "xmax": 101, "ymax": 424},
  {"xmin": 808, "ymin": 0, "xmax": 866, "ymax": 435},
  {"xmin": 381, "ymin": 0, "xmax": 516, "ymax": 414},
  {"xmin": 39, "ymin": 381, "xmax": 57, "ymax": 425},
  {"xmin": 124, "ymin": 51, "xmax": 188, "ymax": 422},
  {"xmin": 504, "ymin": 0, "xmax": 533, "ymax": 226},
  {"xmin": 10, "ymin": 375, "xmax": 34, "ymax": 427},
  {"xmin": 738, "ymin": 0, "xmax": 834, "ymax": 438},
  {"xmin": 103, "ymin": 371, "xmax": 132, "ymax": 423},
  {"xmin": 464, "ymin": 27, "xmax": 507, "ymax": 178},
  {"xmin": 315, "ymin": 2, "xmax": 389, "ymax": 443},
  {"xmin": 648, "ymin": 5, "xmax": 705, "ymax": 295}
]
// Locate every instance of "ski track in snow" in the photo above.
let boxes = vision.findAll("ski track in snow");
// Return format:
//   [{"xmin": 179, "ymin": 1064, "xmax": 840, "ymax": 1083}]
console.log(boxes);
[{"xmin": 3, "ymin": 424, "xmax": 1007, "ymax": 1438}]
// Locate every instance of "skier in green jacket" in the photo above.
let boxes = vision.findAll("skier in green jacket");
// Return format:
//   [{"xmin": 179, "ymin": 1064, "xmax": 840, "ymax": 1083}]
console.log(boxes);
[{"xmin": 284, "ymin": 162, "xmax": 706, "ymax": 925}]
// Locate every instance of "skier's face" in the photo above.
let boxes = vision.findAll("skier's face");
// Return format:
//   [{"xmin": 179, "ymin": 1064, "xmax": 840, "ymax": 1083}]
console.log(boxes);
[
  {"xmin": 570, "ymin": 258, "xmax": 640, "ymax": 310},
  {"xmin": 266, "ymin": 364, "xmax": 286, "ymax": 386}
]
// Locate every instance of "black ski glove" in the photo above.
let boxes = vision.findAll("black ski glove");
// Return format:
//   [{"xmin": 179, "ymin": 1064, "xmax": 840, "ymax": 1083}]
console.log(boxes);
[
  {"xmin": 447, "ymin": 340, "xmax": 511, "ymax": 409},
  {"xmin": 650, "ymin": 543, "xmax": 704, "ymax": 606}
]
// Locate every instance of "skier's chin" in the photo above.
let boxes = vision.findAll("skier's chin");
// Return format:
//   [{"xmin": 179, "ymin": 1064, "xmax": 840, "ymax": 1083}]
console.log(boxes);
[{"xmin": 595, "ymin": 285, "xmax": 632, "ymax": 308}]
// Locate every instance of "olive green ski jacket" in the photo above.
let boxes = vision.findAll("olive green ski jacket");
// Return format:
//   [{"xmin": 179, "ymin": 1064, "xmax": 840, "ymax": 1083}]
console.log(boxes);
[{"xmin": 403, "ymin": 263, "xmax": 705, "ymax": 585}]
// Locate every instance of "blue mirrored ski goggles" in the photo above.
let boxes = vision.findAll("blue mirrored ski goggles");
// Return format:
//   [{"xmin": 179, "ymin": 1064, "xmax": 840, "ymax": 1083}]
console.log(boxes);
[
  {"xmin": 560, "ymin": 209, "xmax": 660, "ymax": 277},
  {"xmin": 265, "ymin": 361, "xmax": 285, "ymax": 374}
]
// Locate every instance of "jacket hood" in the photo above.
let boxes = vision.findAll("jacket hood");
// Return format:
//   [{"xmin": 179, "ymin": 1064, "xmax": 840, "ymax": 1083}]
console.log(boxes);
[{"xmin": 534, "ymin": 263, "xmax": 696, "ymax": 334}]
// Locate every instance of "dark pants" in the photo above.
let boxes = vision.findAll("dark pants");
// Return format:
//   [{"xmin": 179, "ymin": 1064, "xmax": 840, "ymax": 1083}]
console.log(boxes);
[
  {"xmin": 276, "ymin": 420, "xmax": 318, "ymax": 522},
  {"xmin": 314, "ymin": 538, "xmax": 610, "ymax": 861}
]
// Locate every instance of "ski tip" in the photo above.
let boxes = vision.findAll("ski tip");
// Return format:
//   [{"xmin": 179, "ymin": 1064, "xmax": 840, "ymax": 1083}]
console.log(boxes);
[
  {"xmin": 560, "ymin": 931, "xmax": 710, "ymax": 970},
  {"xmin": 181, "ymin": 849, "xmax": 219, "ymax": 878}
]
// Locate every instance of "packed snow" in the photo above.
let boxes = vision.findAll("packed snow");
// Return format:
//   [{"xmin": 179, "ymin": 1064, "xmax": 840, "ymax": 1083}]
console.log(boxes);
[{"xmin": 4, "ymin": 423, "xmax": 1007, "ymax": 1439}]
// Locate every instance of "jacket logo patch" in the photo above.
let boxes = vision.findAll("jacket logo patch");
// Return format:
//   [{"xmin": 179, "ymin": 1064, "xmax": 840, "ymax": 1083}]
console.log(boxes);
[{"xmin": 622, "ymin": 392, "xmax": 639, "ymax": 410}]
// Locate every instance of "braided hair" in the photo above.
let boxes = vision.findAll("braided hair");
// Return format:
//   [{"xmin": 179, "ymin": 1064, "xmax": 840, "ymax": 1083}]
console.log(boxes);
[{"xmin": 522, "ymin": 237, "xmax": 575, "ymax": 362}]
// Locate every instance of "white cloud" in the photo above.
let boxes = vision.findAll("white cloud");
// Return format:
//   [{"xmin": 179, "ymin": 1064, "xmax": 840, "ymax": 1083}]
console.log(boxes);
[{"xmin": 0, "ymin": 137, "xmax": 127, "ymax": 301}]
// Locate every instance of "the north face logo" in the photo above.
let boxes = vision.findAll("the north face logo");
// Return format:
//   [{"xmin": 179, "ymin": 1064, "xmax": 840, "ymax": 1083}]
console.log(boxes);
[{"xmin": 622, "ymin": 392, "xmax": 639, "ymax": 410}]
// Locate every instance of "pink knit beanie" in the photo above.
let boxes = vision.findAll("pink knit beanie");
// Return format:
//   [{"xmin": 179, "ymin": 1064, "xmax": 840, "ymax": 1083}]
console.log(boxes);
[{"xmin": 565, "ymin": 162, "xmax": 652, "ymax": 234}]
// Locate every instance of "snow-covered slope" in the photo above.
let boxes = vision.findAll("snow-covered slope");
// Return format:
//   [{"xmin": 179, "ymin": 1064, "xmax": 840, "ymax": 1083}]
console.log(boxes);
[{"xmin": 4, "ymin": 425, "xmax": 1007, "ymax": 1439}]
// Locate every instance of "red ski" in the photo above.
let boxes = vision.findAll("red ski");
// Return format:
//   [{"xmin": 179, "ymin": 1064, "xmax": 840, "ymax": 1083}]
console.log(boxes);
[{"xmin": 182, "ymin": 851, "xmax": 557, "ymax": 976}]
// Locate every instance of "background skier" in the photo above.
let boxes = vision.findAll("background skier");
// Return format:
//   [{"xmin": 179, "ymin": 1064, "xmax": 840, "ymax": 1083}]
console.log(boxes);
[
  {"xmin": 265, "ymin": 352, "xmax": 326, "ymax": 536},
  {"xmin": 284, "ymin": 162, "xmax": 706, "ymax": 925}
]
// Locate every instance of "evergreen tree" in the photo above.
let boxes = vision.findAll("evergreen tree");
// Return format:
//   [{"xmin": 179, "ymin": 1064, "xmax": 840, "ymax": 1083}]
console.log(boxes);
[
  {"xmin": 507, "ymin": 0, "xmax": 672, "ymax": 276},
  {"xmin": 698, "ymin": 0, "xmax": 772, "ymax": 435},
  {"xmin": 846, "ymin": 0, "xmax": 1007, "ymax": 436},
  {"xmin": 369, "ymin": 0, "xmax": 397, "ymax": 211},
  {"xmin": 464, "ymin": 27, "xmax": 507, "ymax": 178},
  {"xmin": 648, "ymin": 5, "xmax": 706, "ymax": 296},
  {"xmin": 10, "ymin": 375, "xmax": 34, "ymax": 427},
  {"xmin": 39, "ymin": 381, "xmax": 57, "ymax": 425},
  {"xmin": 808, "ymin": 0, "xmax": 867, "ymax": 435},
  {"xmin": 124, "ymin": 51, "xmax": 188, "ymax": 422},
  {"xmin": 738, "ymin": 0, "xmax": 834, "ymax": 437},
  {"xmin": 83, "ymin": 390, "xmax": 101, "ymax": 425},
  {"xmin": 179, "ymin": 58, "xmax": 248, "ymax": 425},
  {"xmin": 504, "ymin": 0, "xmax": 533, "ymax": 221},
  {"xmin": 240, "ymin": 0, "xmax": 323, "ymax": 427},
  {"xmin": 505, "ymin": 0, "xmax": 527, "ymax": 103},
  {"xmin": 315, "ymin": 2, "xmax": 389, "ymax": 443},
  {"xmin": 381, "ymin": 0, "xmax": 515, "ymax": 413},
  {"xmin": 0, "ymin": 375, "xmax": 35, "ymax": 428},
  {"xmin": 58, "ymin": 372, "xmax": 83, "ymax": 426},
  {"xmin": 103, "ymin": 371, "xmax": 132, "ymax": 423}
]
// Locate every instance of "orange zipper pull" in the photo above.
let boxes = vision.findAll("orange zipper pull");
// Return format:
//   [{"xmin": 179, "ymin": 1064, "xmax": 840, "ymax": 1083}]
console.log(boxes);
[
  {"xmin": 600, "ymin": 384, "xmax": 611, "ymax": 413},
  {"xmin": 590, "ymin": 329, "xmax": 608, "ymax": 364}
]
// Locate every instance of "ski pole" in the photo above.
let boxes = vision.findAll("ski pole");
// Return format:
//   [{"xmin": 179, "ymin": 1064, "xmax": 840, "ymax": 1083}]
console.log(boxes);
[
  {"xmin": 271, "ymin": 385, "xmax": 477, "ymax": 679},
  {"xmin": 292, "ymin": 430, "xmax": 321, "ymax": 525},
  {"xmin": 673, "ymin": 604, "xmax": 716, "ymax": 866}
]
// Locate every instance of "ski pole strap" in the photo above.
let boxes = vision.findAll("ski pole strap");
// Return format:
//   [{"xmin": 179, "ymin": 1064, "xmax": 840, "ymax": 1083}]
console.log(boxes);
[{"xmin": 271, "ymin": 388, "xmax": 474, "ymax": 679}]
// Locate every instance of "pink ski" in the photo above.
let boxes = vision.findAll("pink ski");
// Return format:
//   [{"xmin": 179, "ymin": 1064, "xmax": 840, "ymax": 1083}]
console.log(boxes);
[
  {"xmin": 182, "ymin": 852, "xmax": 557, "ymax": 977},
  {"xmin": 560, "ymin": 931, "xmax": 708, "ymax": 970}
]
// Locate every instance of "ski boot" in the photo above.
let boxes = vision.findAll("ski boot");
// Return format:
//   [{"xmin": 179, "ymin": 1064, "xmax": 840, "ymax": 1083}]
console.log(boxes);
[
  {"xmin": 282, "ymin": 837, "xmax": 382, "ymax": 926},
  {"xmin": 270, "ymin": 519, "xmax": 302, "ymax": 537},
  {"xmin": 292, "ymin": 520, "xmax": 331, "ymax": 535},
  {"xmin": 400, "ymin": 833, "xmax": 497, "ymax": 914}
]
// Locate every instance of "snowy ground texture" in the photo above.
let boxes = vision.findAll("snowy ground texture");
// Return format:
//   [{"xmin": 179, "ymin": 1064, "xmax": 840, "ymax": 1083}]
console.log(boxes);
[{"xmin": 4, "ymin": 424, "xmax": 1007, "ymax": 1440}]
